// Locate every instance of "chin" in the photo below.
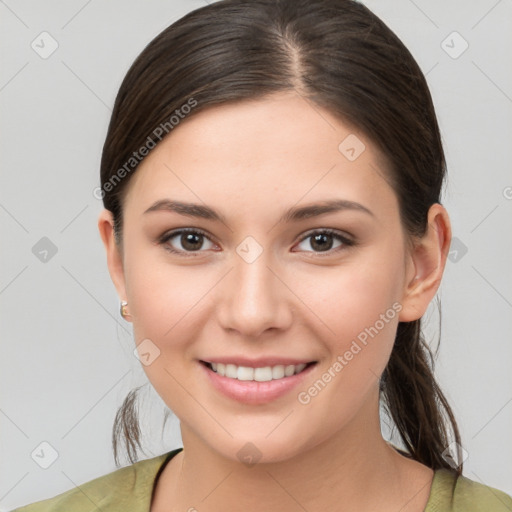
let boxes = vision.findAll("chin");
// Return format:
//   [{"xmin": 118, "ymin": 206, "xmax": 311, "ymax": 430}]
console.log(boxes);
[{"xmin": 193, "ymin": 424, "xmax": 323, "ymax": 467}]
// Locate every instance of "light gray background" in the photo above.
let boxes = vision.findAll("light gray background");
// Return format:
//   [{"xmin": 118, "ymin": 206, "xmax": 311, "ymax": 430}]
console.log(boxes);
[{"xmin": 1, "ymin": 0, "xmax": 511, "ymax": 509}]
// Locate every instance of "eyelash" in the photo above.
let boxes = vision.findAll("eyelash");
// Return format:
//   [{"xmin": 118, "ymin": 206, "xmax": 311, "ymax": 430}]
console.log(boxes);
[{"xmin": 158, "ymin": 227, "xmax": 355, "ymax": 258}]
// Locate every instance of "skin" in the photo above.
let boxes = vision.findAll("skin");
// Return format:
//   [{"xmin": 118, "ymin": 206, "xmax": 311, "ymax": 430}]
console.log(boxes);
[{"xmin": 98, "ymin": 91, "xmax": 451, "ymax": 512}]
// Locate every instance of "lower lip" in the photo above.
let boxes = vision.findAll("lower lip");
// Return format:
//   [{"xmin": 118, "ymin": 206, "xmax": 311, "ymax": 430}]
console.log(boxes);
[{"xmin": 200, "ymin": 362, "xmax": 316, "ymax": 405}]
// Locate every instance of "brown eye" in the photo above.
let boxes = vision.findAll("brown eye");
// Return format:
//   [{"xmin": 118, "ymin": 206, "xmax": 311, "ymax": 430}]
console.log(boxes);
[
  {"xmin": 159, "ymin": 228, "xmax": 215, "ymax": 256},
  {"xmin": 179, "ymin": 232, "xmax": 204, "ymax": 251},
  {"xmin": 295, "ymin": 229, "xmax": 354, "ymax": 255},
  {"xmin": 310, "ymin": 232, "xmax": 335, "ymax": 252}
]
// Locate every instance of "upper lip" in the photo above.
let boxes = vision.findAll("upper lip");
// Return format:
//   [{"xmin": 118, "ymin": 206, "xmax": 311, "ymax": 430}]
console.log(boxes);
[{"xmin": 200, "ymin": 357, "xmax": 316, "ymax": 368}]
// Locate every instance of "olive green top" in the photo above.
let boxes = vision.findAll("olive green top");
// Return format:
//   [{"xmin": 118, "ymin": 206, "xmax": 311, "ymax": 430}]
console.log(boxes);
[{"xmin": 11, "ymin": 448, "xmax": 512, "ymax": 511}]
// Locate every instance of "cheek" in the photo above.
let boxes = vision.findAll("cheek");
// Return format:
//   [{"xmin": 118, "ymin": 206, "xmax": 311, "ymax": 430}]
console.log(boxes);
[
  {"xmin": 124, "ymin": 257, "xmax": 210, "ymax": 404},
  {"xmin": 294, "ymin": 243, "xmax": 406, "ymax": 373},
  {"xmin": 290, "ymin": 254, "xmax": 405, "ymax": 431},
  {"xmin": 122, "ymin": 235, "xmax": 212, "ymax": 345}
]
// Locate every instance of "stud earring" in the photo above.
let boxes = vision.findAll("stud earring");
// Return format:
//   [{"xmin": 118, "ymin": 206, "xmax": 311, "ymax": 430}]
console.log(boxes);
[{"xmin": 120, "ymin": 300, "xmax": 130, "ymax": 319}]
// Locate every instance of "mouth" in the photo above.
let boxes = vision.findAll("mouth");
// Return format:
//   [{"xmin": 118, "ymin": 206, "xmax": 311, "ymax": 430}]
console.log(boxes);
[
  {"xmin": 200, "ymin": 360, "xmax": 316, "ymax": 382},
  {"xmin": 199, "ymin": 358, "xmax": 317, "ymax": 404}
]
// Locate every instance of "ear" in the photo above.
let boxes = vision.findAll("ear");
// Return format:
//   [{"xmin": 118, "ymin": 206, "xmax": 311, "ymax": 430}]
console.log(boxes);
[
  {"xmin": 97, "ymin": 209, "xmax": 129, "ymax": 319},
  {"xmin": 399, "ymin": 203, "xmax": 452, "ymax": 322}
]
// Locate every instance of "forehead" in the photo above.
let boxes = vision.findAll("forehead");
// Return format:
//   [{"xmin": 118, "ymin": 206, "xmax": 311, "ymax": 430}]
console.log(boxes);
[{"xmin": 124, "ymin": 92, "xmax": 397, "ymax": 222}]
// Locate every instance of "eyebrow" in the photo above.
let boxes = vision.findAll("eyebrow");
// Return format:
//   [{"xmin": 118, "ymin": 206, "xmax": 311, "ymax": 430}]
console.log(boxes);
[{"xmin": 143, "ymin": 198, "xmax": 374, "ymax": 223}]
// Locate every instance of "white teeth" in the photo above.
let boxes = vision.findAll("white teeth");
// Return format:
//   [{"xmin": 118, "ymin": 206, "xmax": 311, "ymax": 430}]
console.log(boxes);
[
  {"xmin": 284, "ymin": 365, "xmax": 295, "ymax": 377},
  {"xmin": 254, "ymin": 367, "xmax": 273, "ymax": 382},
  {"xmin": 208, "ymin": 362, "xmax": 310, "ymax": 381},
  {"xmin": 237, "ymin": 366, "xmax": 254, "ymax": 381},
  {"xmin": 225, "ymin": 364, "xmax": 238, "ymax": 379},
  {"xmin": 272, "ymin": 365, "xmax": 285, "ymax": 379}
]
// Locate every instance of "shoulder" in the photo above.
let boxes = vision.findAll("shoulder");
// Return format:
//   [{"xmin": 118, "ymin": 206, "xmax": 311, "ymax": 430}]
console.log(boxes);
[
  {"xmin": 10, "ymin": 451, "xmax": 177, "ymax": 512},
  {"xmin": 427, "ymin": 468, "xmax": 512, "ymax": 512}
]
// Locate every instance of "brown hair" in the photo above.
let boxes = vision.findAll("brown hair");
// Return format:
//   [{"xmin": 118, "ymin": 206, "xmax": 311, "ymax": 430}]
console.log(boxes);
[{"xmin": 100, "ymin": 0, "xmax": 463, "ymax": 473}]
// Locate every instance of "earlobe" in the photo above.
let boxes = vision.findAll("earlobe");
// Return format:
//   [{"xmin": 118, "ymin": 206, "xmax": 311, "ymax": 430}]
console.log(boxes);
[
  {"xmin": 399, "ymin": 203, "xmax": 451, "ymax": 322},
  {"xmin": 97, "ymin": 209, "xmax": 129, "ymax": 312}
]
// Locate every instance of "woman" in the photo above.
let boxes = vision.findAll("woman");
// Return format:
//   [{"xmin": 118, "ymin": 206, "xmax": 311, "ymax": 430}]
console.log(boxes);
[{"xmin": 13, "ymin": 0, "xmax": 512, "ymax": 510}]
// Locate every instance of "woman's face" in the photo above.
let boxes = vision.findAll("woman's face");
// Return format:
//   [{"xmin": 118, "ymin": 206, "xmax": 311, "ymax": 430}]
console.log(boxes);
[{"xmin": 104, "ymin": 92, "xmax": 426, "ymax": 463}]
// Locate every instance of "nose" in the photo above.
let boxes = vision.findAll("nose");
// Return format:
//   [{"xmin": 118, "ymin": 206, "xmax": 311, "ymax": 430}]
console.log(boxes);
[{"xmin": 216, "ymin": 247, "xmax": 293, "ymax": 339}]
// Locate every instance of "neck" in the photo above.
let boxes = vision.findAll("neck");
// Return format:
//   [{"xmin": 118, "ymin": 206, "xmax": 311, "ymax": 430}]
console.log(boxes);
[{"xmin": 152, "ymin": 395, "xmax": 434, "ymax": 512}]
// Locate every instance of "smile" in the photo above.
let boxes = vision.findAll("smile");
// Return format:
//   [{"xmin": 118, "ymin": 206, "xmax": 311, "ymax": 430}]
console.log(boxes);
[
  {"xmin": 199, "ymin": 358, "xmax": 318, "ymax": 404},
  {"xmin": 204, "ymin": 362, "xmax": 312, "ymax": 381}
]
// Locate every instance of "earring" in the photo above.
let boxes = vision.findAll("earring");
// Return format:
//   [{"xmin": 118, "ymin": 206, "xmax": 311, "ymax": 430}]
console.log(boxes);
[{"xmin": 120, "ymin": 300, "xmax": 130, "ymax": 319}]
